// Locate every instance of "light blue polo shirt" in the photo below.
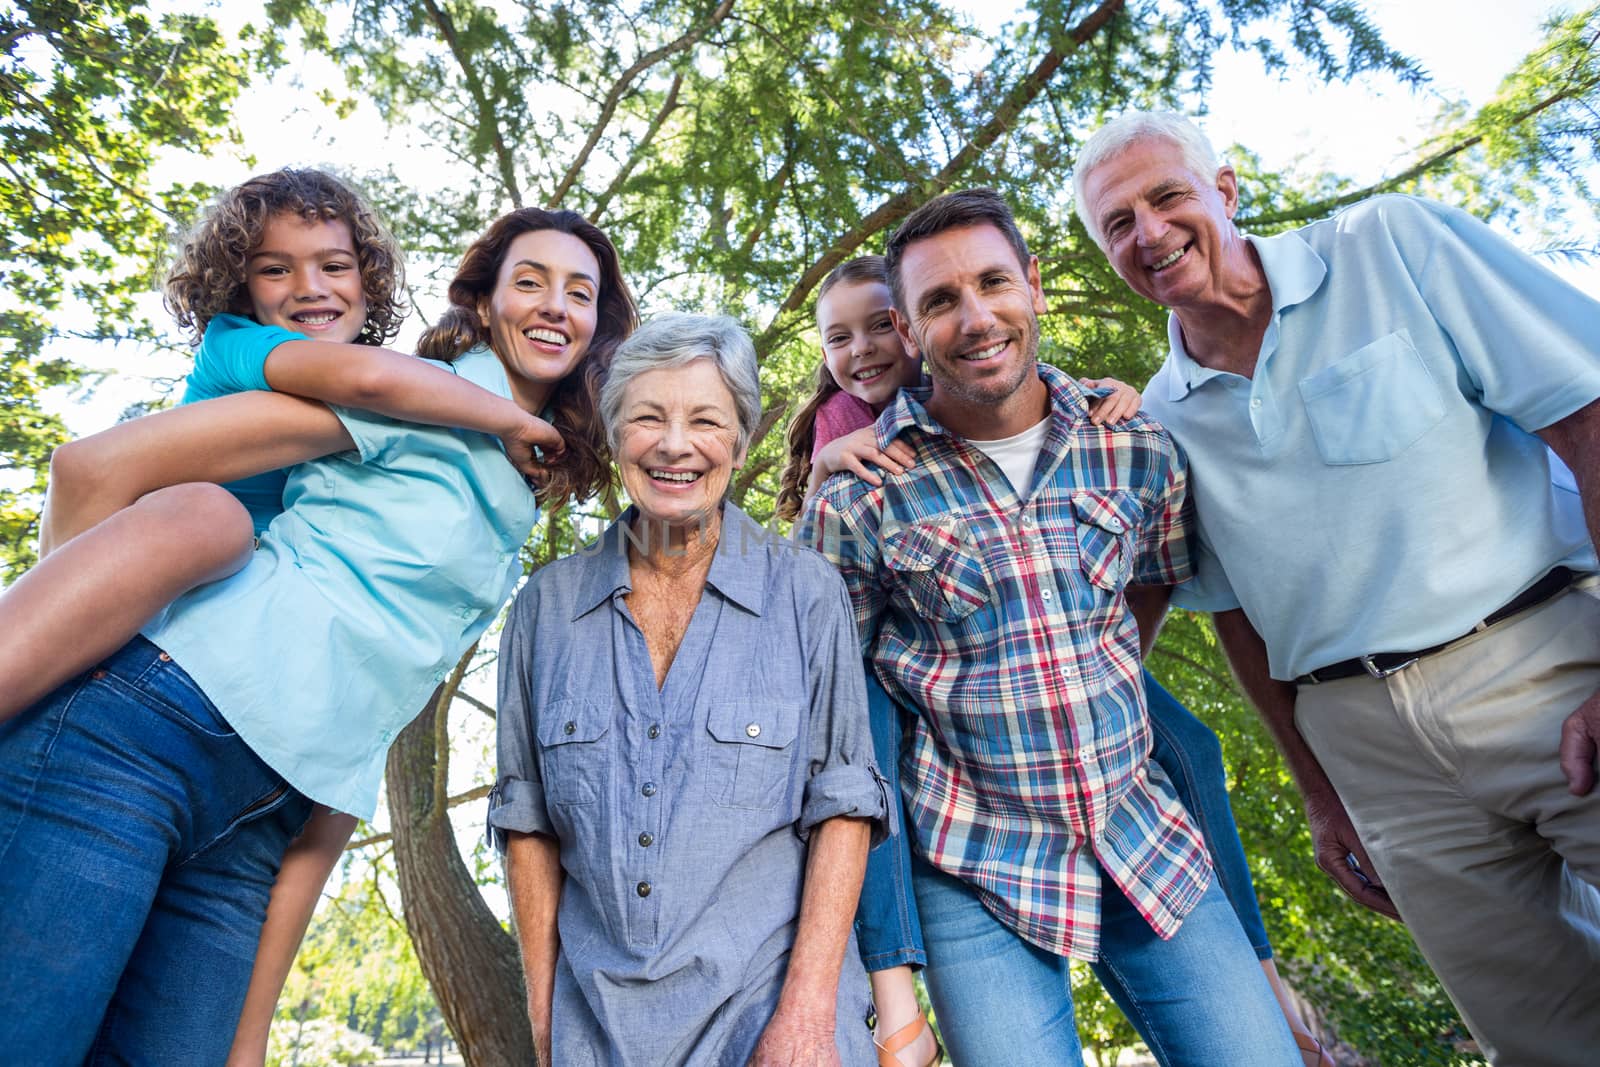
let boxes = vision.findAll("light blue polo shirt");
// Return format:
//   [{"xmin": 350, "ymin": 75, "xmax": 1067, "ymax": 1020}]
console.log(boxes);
[
  {"xmin": 181, "ymin": 313, "xmax": 307, "ymax": 534},
  {"xmin": 1144, "ymin": 195, "xmax": 1600, "ymax": 681},
  {"xmin": 144, "ymin": 343, "xmax": 537, "ymax": 818}
]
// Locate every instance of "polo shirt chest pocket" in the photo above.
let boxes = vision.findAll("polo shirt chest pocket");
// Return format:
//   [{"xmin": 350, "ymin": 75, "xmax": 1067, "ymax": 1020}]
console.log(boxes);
[
  {"xmin": 538, "ymin": 700, "xmax": 612, "ymax": 807},
  {"xmin": 704, "ymin": 701, "xmax": 800, "ymax": 810},
  {"xmin": 882, "ymin": 520, "xmax": 990, "ymax": 622},
  {"xmin": 1297, "ymin": 330, "xmax": 1446, "ymax": 465},
  {"xmin": 1071, "ymin": 492, "xmax": 1137, "ymax": 593}
]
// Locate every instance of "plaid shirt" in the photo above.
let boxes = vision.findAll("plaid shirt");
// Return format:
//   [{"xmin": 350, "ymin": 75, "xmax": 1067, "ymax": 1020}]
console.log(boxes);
[{"xmin": 802, "ymin": 363, "xmax": 1210, "ymax": 961}]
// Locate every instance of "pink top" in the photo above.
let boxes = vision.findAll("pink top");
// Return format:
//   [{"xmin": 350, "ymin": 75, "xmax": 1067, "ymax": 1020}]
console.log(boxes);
[{"xmin": 810, "ymin": 390, "xmax": 878, "ymax": 460}]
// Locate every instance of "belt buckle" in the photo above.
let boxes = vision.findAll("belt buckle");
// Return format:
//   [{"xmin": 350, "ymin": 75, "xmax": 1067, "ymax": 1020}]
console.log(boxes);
[{"xmin": 1360, "ymin": 653, "xmax": 1418, "ymax": 680}]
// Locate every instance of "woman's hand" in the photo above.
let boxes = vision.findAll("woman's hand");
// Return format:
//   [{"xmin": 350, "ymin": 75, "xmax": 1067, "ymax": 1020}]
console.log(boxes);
[
  {"xmin": 812, "ymin": 426, "xmax": 916, "ymax": 488},
  {"xmin": 747, "ymin": 1005, "xmax": 841, "ymax": 1066},
  {"xmin": 1080, "ymin": 376, "xmax": 1142, "ymax": 425},
  {"xmin": 500, "ymin": 412, "xmax": 566, "ymax": 481}
]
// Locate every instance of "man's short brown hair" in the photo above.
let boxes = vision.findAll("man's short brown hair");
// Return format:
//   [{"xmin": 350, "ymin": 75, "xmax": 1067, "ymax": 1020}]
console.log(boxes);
[{"xmin": 884, "ymin": 188, "xmax": 1031, "ymax": 312}]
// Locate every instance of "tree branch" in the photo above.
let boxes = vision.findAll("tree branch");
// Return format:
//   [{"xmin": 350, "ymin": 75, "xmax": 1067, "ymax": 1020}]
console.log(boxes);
[
  {"xmin": 549, "ymin": 0, "xmax": 735, "ymax": 207},
  {"xmin": 725, "ymin": 12, "xmax": 925, "ymax": 187},
  {"xmin": 1241, "ymin": 76, "xmax": 1599, "ymax": 228},
  {"xmin": 418, "ymin": 0, "xmax": 525, "ymax": 207},
  {"xmin": 345, "ymin": 783, "xmax": 494, "ymax": 851},
  {"xmin": 592, "ymin": 72, "xmax": 683, "ymax": 221},
  {"xmin": 740, "ymin": 128, "xmax": 799, "ymax": 256},
  {"xmin": 755, "ymin": 0, "xmax": 1126, "ymax": 352},
  {"xmin": 430, "ymin": 643, "xmax": 477, "ymax": 817},
  {"xmin": 454, "ymin": 688, "xmax": 497, "ymax": 720}
]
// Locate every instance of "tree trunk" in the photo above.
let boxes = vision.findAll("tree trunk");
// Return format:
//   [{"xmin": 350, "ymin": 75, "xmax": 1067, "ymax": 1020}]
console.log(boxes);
[{"xmin": 386, "ymin": 690, "xmax": 535, "ymax": 1066}]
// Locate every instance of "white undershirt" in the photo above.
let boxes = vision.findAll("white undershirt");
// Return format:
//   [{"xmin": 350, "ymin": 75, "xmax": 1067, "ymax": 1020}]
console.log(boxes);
[{"xmin": 966, "ymin": 415, "xmax": 1052, "ymax": 497}]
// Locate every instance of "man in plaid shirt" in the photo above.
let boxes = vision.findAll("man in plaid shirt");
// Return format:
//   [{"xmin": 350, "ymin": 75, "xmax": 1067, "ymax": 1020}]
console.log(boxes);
[{"xmin": 803, "ymin": 189, "xmax": 1299, "ymax": 1064}]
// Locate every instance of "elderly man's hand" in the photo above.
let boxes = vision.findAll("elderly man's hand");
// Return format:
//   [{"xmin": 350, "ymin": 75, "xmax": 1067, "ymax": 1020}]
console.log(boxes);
[
  {"xmin": 1306, "ymin": 788, "xmax": 1401, "ymax": 921},
  {"xmin": 746, "ymin": 1007, "xmax": 841, "ymax": 1067},
  {"xmin": 1560, "ymin": 687, "xmax": 1600, "ymax": 795}
]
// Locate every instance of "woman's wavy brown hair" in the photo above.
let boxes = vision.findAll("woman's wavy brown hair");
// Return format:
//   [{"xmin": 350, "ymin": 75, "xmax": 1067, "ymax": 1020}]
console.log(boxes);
[
  {"xmin": 775, "ymin": 255, "xmax": 889, "ymax": 521},
  {"xmin": 416, "ymin": 207, "xmax": 638, "ymax": 507},
  {"xmin": 164, "ymin": 168, "xmax": 405, "ymax": 346}
]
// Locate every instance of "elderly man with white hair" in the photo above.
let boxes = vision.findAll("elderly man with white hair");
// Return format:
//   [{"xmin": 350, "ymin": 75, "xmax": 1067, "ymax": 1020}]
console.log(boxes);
[{"xmin": 1073, "ymin": 109, "xmax": 1600, "ymax": 1065}]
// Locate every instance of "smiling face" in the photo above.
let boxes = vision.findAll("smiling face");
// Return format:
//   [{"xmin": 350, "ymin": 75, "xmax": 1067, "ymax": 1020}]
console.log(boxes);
[
  {"xmin": 817, "ymin": 279, "xmax": 920, "ymax": 411},
  {"xmin": 892, "ymin": 223, "xmax": 1049, "ymax": 437},
  {"xmin": 616, "ymin": 358, "xmax": 745, "ymax": 532},
  {"xmin": 1080, "ymin": 136, "xmax": 1244, "ymax": 312},
  {"xmin": 479, "ymin": 228, "xmax": 601, "ymax": 410},
  {"xmin": 245, "ymin": 213, "xmax": 368, "ymax": 343}
]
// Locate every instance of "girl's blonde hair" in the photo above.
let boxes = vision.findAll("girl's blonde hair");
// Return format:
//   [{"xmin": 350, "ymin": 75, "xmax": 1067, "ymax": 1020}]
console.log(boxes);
[
  {"xmin": 775, "ymin": 255, "xmax": 888, "ymax": 521},
  {"xmin": 164, "ymin": 168, "xmax": 405, "ymax": 346}
]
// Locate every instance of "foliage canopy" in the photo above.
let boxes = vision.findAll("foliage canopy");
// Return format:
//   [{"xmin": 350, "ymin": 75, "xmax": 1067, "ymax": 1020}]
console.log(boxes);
[{"xmin": 5, "ymin": 1, "xmax": 1598, "ymax": 1063}]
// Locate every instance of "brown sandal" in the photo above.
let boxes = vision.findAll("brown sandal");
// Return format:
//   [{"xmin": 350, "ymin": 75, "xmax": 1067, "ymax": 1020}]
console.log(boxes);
[
  {"xmin": 1295, "ymin": 1032, "xmax": 1336, "ymax": 1067},
  {"xmin": 875, "ymin": 1014, "xmax": 943, "ymax": 1067}
]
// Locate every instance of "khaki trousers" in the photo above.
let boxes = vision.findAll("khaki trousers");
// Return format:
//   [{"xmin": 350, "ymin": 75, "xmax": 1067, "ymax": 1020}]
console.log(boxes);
[{"xmin": 1295, "ymin": 584, "xmax": 1600, "ymax": 1067}]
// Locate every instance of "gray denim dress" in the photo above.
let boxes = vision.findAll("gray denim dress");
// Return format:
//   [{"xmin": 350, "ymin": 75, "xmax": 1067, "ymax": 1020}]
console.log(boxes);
[{"xmin": 489, "ymin": 504, "xmax": 888, "ymax": 1066}]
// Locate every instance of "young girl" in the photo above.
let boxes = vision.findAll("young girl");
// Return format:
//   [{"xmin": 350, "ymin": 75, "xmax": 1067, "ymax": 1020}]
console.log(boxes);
[
  {"xmin": 781, "ymin": 256, "xmax": 1332, "ymax": 1067},
  {"xmin": 0, "ymin": 188, "xmax": 637, "ymax": 1065}
]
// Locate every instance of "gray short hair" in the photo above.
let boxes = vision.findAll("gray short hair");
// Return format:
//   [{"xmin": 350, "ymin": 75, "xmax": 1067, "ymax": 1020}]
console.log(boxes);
[
  {"xmin": 599, "ymin": 312, "xmax": 762, "ymax": 453},
  {"xmin": 1073, "ymin": 111, "xmax": 1222, "ymax": 247}
]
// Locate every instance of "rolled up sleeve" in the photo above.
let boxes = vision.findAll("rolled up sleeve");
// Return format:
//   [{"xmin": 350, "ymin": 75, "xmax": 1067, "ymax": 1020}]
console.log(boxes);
[
  {"xmin": 488, "ymin": 584, "xmax": 554, "ymax": 850},
  {"xmin": 798, "ymin": 567, "xmax": 892, "ymax": 846}
]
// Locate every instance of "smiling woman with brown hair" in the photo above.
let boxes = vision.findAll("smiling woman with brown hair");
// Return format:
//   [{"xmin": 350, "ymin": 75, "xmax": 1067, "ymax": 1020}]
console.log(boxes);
[{"xmin": 489, "ymin": 312, "xmax": 889, "ymax": 1066}]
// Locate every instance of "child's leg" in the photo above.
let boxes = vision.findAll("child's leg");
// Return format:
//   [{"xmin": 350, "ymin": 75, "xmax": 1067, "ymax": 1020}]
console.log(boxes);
[
  {"xmin": 1143, "ymin": 669, "xmax": 1272, "ymax": 956},
  {"xmin": 856, "ymin": 672, "xmax": 941, "ymax": 1064},
  {"xmin": 1143, "ymin": 669, "xmax": 1327, "ymax": 1063},
  {"xmin": 0, "ymin": 482, "xmax": 254, "ymax": 720},
  {"xmin": 226, "ymin": 807, "xmax": 359, "ymax": 1067}
]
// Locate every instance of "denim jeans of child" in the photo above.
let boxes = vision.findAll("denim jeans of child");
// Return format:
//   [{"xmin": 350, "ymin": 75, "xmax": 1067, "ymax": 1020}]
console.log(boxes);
[
  {"xmin": 854, "ymin": 672, "xmax": 927, "ymax": 970},
  {"xmin": 0, "ymin": 637, "xmax": 314, "ymax": 1065},
  {"xmin": 854, "ymin": 667, "xmax": 1273, "ymax": 968},
  {"xmin": 1143, "ymin": 670, "xmax": 1272, "ymax": 958},
  {"xmin": 912, "ymin": 855, "xmax": 1300, "ymax": 1066}
]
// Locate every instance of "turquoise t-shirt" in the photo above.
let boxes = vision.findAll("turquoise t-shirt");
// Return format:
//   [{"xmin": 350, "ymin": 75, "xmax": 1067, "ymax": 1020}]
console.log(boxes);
[
  {"xmin": 144, "ymin": 344, "xmax": 538, "ymax": 818},
  {"xmin": 181, "ymin": 313, "xmax": 306, "ymax": 533}
]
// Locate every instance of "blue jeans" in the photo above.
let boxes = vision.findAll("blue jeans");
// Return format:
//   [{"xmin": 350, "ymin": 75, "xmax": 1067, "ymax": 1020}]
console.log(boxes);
[
  {"xmin": 913, "ymin": 855, "xmax": 1300, "ymax": 1066},
  {"xmin": 1144, "ymin": 671, "xmax": 1272, "ymax": 959},
  {"xmin": 855, "ymin": 673, "xmax": 927, "ymax": 970},
  {"xmin": 855, "ymin": 668, "xmax": 1272, "ymax": 968},
  {"xmin": 0, "ymin": 637, "xmax": 314, "ymax": 1065}
]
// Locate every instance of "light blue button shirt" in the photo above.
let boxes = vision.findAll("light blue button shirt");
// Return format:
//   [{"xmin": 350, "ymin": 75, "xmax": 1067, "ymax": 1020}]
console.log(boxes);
[
  {"xmin": 1143, "ymin": 195, "xmax": 1600, "ymax": 680},
  {"xmin": 144, "ymin": 344, "xmax": 537, "ymax": 817}
]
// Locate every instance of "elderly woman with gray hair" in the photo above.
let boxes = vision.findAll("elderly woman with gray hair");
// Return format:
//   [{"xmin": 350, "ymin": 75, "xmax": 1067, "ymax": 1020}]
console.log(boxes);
[{"xmin": 489, "ymin": 312, "xmax": 889, "ymax": 1066}]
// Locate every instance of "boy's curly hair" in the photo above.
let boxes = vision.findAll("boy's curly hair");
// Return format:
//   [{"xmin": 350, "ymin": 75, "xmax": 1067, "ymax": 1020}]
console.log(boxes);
[{"xmin": 164, "ymin": 168, "xmax": 406, "ymax": 346}]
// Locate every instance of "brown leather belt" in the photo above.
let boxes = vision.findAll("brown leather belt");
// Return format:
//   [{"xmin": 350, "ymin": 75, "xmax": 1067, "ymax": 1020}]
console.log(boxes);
[{"xmin": 1296, "ymin": 567, "xmax": 1577, "ymax": 685}]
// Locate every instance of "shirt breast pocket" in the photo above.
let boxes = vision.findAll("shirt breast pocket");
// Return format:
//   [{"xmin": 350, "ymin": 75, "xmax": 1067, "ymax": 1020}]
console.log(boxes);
[
  {"xmin": 538, "ymin": 699, "xmax": 612, "ymax": 807},
  {"xmin": 1298, "ymin": 330, "xmax": 1446, "ymax": 465},
  {"xmin": 704, "ymin": 701, "xmax": 800, "ymax": 810},
  {"xmin": 882, "ymin": 519, "xmax": 990, "ymax": 622},
  {"xmin": 1071, "ymin": 492, "xmax": 1138, "ymax": 593}
]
